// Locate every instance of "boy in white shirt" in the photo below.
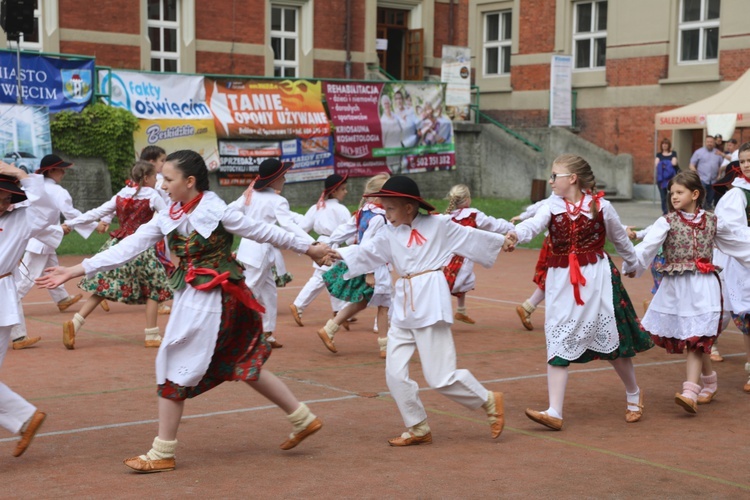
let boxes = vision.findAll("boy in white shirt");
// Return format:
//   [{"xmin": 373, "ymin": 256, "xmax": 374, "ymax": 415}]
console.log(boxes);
[{"xmin": 331, "ymin": 176, "xmax": 512, "ymax": 445}]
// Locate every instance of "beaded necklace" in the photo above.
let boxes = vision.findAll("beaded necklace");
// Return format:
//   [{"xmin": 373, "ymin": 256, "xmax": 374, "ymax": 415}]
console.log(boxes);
[{"xmin": 169, "ymin": 192, "xmax": 204, "ymax": 220}]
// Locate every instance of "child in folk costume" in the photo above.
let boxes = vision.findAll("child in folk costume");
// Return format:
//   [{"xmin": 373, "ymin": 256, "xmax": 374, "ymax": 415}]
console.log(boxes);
[
  {"xmin": 319, "ymin": 173, "xmax": 392, "ymax": 358},
  {"xmin": 0, "ymin": 163, "xmax": 64, "ymax": 456},
  {"xmin": 289, "ymin": 173, "xmax": 352, "ymax": 327},
  {"xmin": 442, "ymin": 184, "xmax": 514, "ymax": 324},
  {"xmin": 60, "ymin": 161, "xmax": 173, "ymax": 349},
  {"xmin": 37, "ymin": 150, "xmax": 329, "ymax": 473},
  {"xmin": 714, "ymin": 142, "xmax": 750, "ymax": 395},
  {"xmin": 10, "ymin": 154, "xmax": 96, "ymax": 350},
  {"xmin": 330, "ymin": 176, "xmax": 511, "ymax": 445},
  {"xmin": 228, "ymin": 159, "xmax": 315, "ymax": 348},
  {"xmin": 509, "ymin": 154, "xmax": 653, "ymax": 431},
  {"xmin": 628, "ymin": 171, "xmax": 750, "ymax": 414},
  {"xmin": 511, "ymin": 196, "xmax": 552, "ymax": 331}
]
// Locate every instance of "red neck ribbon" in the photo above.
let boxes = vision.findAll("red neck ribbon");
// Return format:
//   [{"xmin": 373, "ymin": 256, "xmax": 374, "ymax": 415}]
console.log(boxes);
[
  {"xmin": 407, "ymin": 228, "xmax": 427, "ymax": 247},
  {"xmin": 169, "ymin": 192, "xmax": 204, "ymax": 220}
]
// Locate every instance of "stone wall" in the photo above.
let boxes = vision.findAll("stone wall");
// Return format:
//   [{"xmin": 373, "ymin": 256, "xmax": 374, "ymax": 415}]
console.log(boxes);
[{"xmin": 59, "ymin": 156, "xmax": 113, "ymax": 212}]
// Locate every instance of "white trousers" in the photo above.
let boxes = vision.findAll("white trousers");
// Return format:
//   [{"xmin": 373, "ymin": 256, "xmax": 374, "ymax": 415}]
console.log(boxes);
[
  {"xmin": 244, "ymin": 265, "xmax": 277, "ymax": 333},
  {"xmin": 0, "ymin": 326, "xmax": 36, "ymax": 433},
  {"xmin": 386, "ymin": 322, "xmax": 489, "ymax": 427},
  {"xmin": 293, "ymin": 267, "xmax": 347, "ymax": 313},
  {"xmin": 16, "ymin": 251, "xmax": 70, "ymax": 301},
  {"xmin": 12, "ymin": 251, "xmax": 71, "ymax": 339}
]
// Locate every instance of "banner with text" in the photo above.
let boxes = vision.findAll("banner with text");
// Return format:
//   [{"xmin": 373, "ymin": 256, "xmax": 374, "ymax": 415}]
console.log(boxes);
[
  {"xmin": 98, "ymin": 70, "xmax": 211, "ymax": 120},
  {"xmin": 0, "ymin": 51, "xmax": 93, "ymax": 113},
  {"xmin": 134, "ymin": 118, "xmax": 220, "ymax": 171},
  {"xmin": 205, "ymin": 79, "xmax": 330, "ymax": 139},
  {"xmin": 216, "ymin": 136, "xmax": 333, "ymax": 186},
  {"xmin": 323, "ymin": 81, "xmax": 455, "ymax": 177},
  {"xmin": 441, "ymin": 45, "xmax": 471, "ymax": 121}
]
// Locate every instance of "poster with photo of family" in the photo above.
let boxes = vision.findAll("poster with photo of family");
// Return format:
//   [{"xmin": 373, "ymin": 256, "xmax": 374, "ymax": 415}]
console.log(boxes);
[{"xmin": 324, "ymin": 81, "xmax": 455, "ymax": 177}]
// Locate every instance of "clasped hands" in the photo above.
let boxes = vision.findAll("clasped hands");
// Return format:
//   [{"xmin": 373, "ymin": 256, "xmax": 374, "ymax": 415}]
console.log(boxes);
[
  {"xmin": 306, "ymin": 242, "xmax": 342, "ymax": 267},
  {"xmin": 502, "ymin": 230, "xmax": 518, "ymax": 252}
]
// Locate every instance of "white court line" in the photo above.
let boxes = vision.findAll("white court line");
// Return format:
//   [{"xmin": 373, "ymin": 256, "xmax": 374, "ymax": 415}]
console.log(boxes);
[{"xmin": 6, "ymin": 354, "xmax": 741, "ymax": 444}]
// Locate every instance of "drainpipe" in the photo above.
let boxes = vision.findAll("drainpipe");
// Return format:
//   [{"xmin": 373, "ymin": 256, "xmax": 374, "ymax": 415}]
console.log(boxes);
[
  {"xmin": 449, "ymin": 0, "xmax": 454, "ymax": 45},
  {"xmin": 345, "ymin": 0, "xmax": 352, "ymax": 79}
]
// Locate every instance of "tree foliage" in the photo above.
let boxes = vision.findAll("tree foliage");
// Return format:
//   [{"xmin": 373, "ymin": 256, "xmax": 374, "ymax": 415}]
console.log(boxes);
[{"xmin": 50, "ymin": 103, "xmax": 139, "ymax": 191}]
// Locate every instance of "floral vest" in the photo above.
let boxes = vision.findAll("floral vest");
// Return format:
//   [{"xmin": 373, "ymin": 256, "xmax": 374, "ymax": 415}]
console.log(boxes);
[
  {"xmin": 656, "ymin": 211, "xmax": 717, "ymax": 275},
  {"xmin": 110, "ymin": 196, "xmax": 153, "ymax": 239},
  {"xmin": 546, "ymin": 210, "xmax": 606, "ymax": 268},
  {"xmin": 167, "ymin": 223, "xmax": 244, "ymax": 291}
]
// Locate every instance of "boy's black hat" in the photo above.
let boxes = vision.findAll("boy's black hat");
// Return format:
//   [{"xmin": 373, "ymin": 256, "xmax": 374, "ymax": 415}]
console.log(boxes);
[
  {"xmin": 712, "ymin": 160, "xmax": 741, "ymax": 197},
  {"xmin": 254, "ymin": 158, "xmax": 293, "ymax": 190},
  {"xmin": 363, "ymin": 175, "xmax": 435, "ymax": 212},
  {"xmin": 0, "ymin": 174, "xmax": 27, "ymax": 204},
  {"xmin": 37, "ymin": 154, "xmax": 73, "ymax": 173},
  {"xmin": 323, "ymin": 173, "xmax": 348, "ymax": 195}
]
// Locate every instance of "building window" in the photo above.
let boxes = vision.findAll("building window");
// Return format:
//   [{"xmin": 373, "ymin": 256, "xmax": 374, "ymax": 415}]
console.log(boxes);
[
  {"xmin": 483, "ymin": 11, "xmax": 511, "ymax": 76},
  {"xmin": 679, "ymin": 0, "xmax": 720, "ymax": 63},
  {"xmin": 572, "ymin": 0, "xmax": 607, "ymax": 70},
  {"xmin": 7, "ymin": 0, "xmax": 41, "ymax": 51},
  {"xmin": 271, "ymin": 5, "xmax": 299, "ymax": 77},
  {"xmin": 148, "ymin": 0, "xmax": 180, "ymax": 72}
]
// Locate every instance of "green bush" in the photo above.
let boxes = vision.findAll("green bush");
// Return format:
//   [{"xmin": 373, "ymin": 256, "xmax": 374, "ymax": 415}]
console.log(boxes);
[{"xmin": 50, "ymin": 103, "xmax": 139, "ymax": 193}]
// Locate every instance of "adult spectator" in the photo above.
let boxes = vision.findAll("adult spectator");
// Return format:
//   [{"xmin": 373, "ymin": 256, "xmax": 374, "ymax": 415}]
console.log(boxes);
[
  {"xmin": 714, "ymin": 134, "xmax": 725, "ymax": 153},
  {"xmin": 654, "ymin": 138, "xmax": 678, "ymax": 215},
  {"xmin": 689, "ymin": 135, "xmax": 723, "ymax": 209}
]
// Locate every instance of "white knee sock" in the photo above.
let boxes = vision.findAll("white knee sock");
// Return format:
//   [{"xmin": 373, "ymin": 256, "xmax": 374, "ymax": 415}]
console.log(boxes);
[
  {"xmin": 142, "ymin": 436, "xmax": 177, "ymax": 461},
  {"xmin": 72, "ymin": 313, "xmax": 85, "ymax": 333},
  {"xmin": 144, "ymin": 326, "xmax": 161, "ymax": 341},
  {"xmin": 287, "ymin": 403, "xmax": 316, "ymax": 435}
]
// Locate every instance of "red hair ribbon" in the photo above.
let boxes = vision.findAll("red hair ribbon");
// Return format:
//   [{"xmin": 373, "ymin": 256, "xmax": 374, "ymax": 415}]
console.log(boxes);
[
  {"xmin": 407, "ymin": 228, "xmax": 427, "ymax": 247},
  {"xmin": 588, "ymin": 190, "xmax": 605, "ymax": 211},
  {"xmin": 243, "ymin": 179, "xmax": 257, "ymax": 206},
  {"xmin": 185, "ymin": 265, "xmax": 265, "ymax": 314},
  {"xmin": 568, "ymin": 253, "xmax": 587, "ymax": 306},
  {"xmin": 316, "ymin": 191, "xmax": 326, "ymax": 210},
  {"xmin": 125, "ymin": 179, "xmax": 137, "ymax": 188}
]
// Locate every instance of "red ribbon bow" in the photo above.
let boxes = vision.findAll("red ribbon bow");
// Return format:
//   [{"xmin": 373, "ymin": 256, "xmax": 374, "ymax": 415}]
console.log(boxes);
[
  {"xmin": 185, "ymin": 265, "xmax": 265, "ymax": 313},
  {"xmin": 407, "ymin": 228, "xmax": 427, "ymax": 247},
  {"xmin": 568, "ymin": 253, "xmax": 587, "ymax": 306},
  {"xmin": 695, "ymin": 258, "xmax": 716, "ymax": 274},
  {"xmin": 588, "ymin": 190, "xmax": 605, "ymax": 211}
]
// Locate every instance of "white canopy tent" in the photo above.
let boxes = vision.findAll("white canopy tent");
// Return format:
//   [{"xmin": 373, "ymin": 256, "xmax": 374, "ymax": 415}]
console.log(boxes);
[{"xmin": 654, "ymin": 68, "xmax": 750, "ymax": 138}]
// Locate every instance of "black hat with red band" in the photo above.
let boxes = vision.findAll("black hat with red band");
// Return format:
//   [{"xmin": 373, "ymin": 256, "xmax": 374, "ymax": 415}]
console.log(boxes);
[
  {"xmin": 253, "ymin": 158, "xmax": 294, "ymax": 190},
  {"xmin": 0, "ymin": 174, "xmax": 27, "ymax": 204},
  {"xmin": 363, "ymin": 175, "xmax": 435, "ymax": 212},
  {"xmin": 37, "ymin": 154, "xmax": 73, "ymax": 173},
  {"xmin": 323, "ymin": 173, "xmax": 348, "ymax": 196}
]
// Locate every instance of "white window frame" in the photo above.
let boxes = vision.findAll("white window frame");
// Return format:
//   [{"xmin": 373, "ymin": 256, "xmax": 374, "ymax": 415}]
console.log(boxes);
[
  {"xmin": 572, "ymin": 0, "xmax": 607, "ymax": 71},
  {"xmin": 483, "ymin": 10, "xmax": 511, "ymax": 77},
  {"xmin": 271, "ymin": 4, "xmax": 299, "ymax": 78},
  {"xmin": 147, "ymin": 0, "xmax": 180, "ymax": 73},
  {"xmin": 7, "ymin": 0, "xmax": 42, "ymax": 51},
  {"xmin": 677, "ymin": 0, "xmax": 720, "ymax": 64}
]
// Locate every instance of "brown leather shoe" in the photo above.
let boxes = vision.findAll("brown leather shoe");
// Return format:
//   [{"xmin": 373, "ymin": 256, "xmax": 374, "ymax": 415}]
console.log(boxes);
[
  {"xmin": 525, "ymin": 408, "xmax": 563, "ymax": 430},
  {"xmin": 123, "ymin": 455, "xmax": 176, "ymax": 473},
  {"xmin": 454, "ymin": 312, "xmax": 476, "ymax": 324},
  {"xmin": 268, "ymin": 339, "xmax": 283, "ymax": 349},
  {"xmin": 488, "ymin": 392, "xmax": 505, "ymax": 438},
  {"xmin": 12, "ymin": 336, "xmax": 41, "ymax": 350},
  {"xmin": 57, "ymin": 294, "xmax": 82, "ymax": 312},
  {"xmin": 289, "ymin": 304, "xmax": 304, "ymax": 326},
  {"xmin": 62, "ymin": 321, "xmax": 75, "ymax": 350},
  {"xmin": 144, "ymin": 339, "xmax": 162, "ymax": 348},
  {"xmin": 317, "ymin": 328, "xmax": 337, "ymax": 353},
  {"xmin": 516, "ymin": 306, "xmax": 533, "ymax": 331},
  {"xmin": 674, "ymin": 393, "xmax": 697, "ymax": 414},
  {"xmin": 388, "ymin": 431, "xmax": 433, "ymax": 447},
  {"xmin": 625, "ymin": 390, "xmax": 644, "ymax": 423},
  {"xmin": 280, "ymin": 417, "xmax": 322, "ymax": 450},
  {"xmin": 100, "ymin": 300, "xmax": 110, "ymax": 312},
  {"xmin": 379, "ymin": 350, "xmax": 386, "ymax": 359},
  {"xmin": 697, "ymin": 389, "xmax": 717, "ymax": 405},
  {"xmin": 12, "ymin": 410, "xmax": 46, "ymax": 457}
]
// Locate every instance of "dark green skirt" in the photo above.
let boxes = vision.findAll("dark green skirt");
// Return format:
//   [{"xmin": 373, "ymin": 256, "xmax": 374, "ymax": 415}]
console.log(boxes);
[
  {"xmin": 550, "ymin": 258, "xmax": 654, "ymax": 366},
  {"xmin": 323, "ymin": 261, "xmax": 374, "ymax": 303}
]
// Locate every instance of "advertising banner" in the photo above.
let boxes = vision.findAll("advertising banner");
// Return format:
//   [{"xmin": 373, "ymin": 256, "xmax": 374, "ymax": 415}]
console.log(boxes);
[
  {"xmin": 134, "ymin": 118, "xmax": 220, "ymax": 172},
  {"xmin": 205, "ymin": 79, "xmax": 330, "ymax": 139},
  {"xmin": 323, "ymin": 81, "xmax": 455, "ymax": 177},
  {"xmin": 549, "ymin": 55, "xmax": 573, "ymax": 127},
  {"xmin": 216, "ymin": 136, "xmax": 333, "ymax": 186},
  {"xmin": 0, "ymin": 51, "xmax": 93, "ymax": 113},
  {"xmin": 97, "ymin": 70, "xmax": 211, "ymax": 120},
  {"xmin": 0, "ymin": 104, "xmax": 52, "ymax": 173},
  {"xmin": 441, "ymin": 45, "xmax": 471, "ymax": 121}
]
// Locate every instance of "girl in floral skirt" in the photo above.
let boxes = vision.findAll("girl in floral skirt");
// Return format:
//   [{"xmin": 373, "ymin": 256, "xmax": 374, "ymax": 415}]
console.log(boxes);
[
  {"xmin": 319, "ymin": 173, "xmax": 392, "ymax": 357},
  {"xmin": 61, "ymin": 161, "xmax": 172, "ymax": 349},
  {"xmin": 509, "ymin": 154, "xmax": 653, "ymax": 431},
  {"xmin": 38, "ymin": 150, "xmax": 329, "ymax": 473}
]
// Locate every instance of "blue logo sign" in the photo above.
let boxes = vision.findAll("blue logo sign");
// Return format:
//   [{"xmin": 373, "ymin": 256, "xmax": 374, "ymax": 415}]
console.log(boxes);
[{"xmin": 61, "ymin": 69, "xmax": 92, "ymax": 103}]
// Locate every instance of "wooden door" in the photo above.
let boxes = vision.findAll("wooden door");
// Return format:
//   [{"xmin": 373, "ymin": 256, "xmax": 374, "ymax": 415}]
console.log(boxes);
[
  {"xmin": 376, "ymin": 26, "xmax": 387, "ymax": 70},
  {"xmin": 405, "ymin": 28, "xmax": 423, "ymax": 81}
]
